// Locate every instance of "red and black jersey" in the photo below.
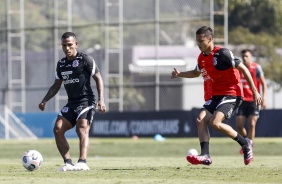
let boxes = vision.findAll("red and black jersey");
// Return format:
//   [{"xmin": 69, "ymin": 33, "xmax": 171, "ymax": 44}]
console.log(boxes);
[
  {"xmin": 203, "ymin": 80, "xmax": 212, "ymax": 101},
  {"xmin": 197, "ymin": 46, "xmax": 243, "ymax": 97},
  {"xmin": 239, "ymin": 62, "xmax": 264, "ymax": 101},
  {"xmin": 197, "ymin": 46, "xmax": 222, "ymax": 101}
]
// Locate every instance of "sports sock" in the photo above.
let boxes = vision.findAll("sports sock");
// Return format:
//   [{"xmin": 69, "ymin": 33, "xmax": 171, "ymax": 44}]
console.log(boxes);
[
  {"xmin": 78, "ymin": 159, "xmax": 86, "ymax": 163},
  {"xmin": 64, "ymin": 158, "xmax": 74, "ymax": 165},
  {"xmin": 200, "ymin": 141, "xmax": 209, "ymax": 155},
  {"xmin": 233, "ymin": 133, "xmax": 247, "ymax": 146}
]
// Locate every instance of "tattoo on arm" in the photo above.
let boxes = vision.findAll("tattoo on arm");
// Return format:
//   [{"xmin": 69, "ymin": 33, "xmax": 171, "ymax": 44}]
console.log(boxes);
[{"xmin": 42, "ymin": 80, "xmax": 62, "ymax": 103}]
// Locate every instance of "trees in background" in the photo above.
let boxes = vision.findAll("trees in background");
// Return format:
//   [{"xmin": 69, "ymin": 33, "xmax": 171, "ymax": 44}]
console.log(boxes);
[
  {"xmin": 1, "ymin": 0, "xmax": 281, "ymax": 87},
  {"xmin": 215, "ymin": 0, "xmax": 282, "ymax": 88}
]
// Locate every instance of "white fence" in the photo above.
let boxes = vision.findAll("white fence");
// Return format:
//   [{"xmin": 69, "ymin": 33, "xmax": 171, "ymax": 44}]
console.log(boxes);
[{"xmin": 0, "ymin": 106, "xmax": 37, "ymax": 140}]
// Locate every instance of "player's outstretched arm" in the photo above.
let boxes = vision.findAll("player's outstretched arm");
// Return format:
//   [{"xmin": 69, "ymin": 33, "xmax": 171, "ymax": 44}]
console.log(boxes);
[
  {"xmin": 171, "ymin": 68, "xmax": 200, "ymax": 79},
  {"xmin": 236, "ymin": 62, "xmax": 262, "ymax": 107},
  {"xmin": 38, "ymin": 79, "xmax": 63, "ymax": 111}
]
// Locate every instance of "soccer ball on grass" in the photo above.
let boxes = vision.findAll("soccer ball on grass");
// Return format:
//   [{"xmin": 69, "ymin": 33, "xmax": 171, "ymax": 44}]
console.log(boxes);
[
  {"xmin": 22, "ymin": 150, "xmax": 43, "ymax": 171},
  {"xmin": 187, "ymin": 148, "xmax": 198, "ymax": 156}
]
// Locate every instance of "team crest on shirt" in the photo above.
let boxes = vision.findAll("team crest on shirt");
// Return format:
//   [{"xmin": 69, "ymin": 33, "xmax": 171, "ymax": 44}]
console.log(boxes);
[
  {"xmin": 213, "ymin": 57, "xmax": 217, "ymax": 66},
  {"xmin": 72, "ymin": 60, "xmax": 79, "ymax": 67}
]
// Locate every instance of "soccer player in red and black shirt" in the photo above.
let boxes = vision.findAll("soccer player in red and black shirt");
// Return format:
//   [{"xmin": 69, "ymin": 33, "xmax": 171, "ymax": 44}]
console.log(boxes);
[
  {"xmin": 236, "ymin": 49, "xmax": 267, "ymax": 154},
  {"xmin": 171, "ymin": 26, "xmax": 262, "ymax": 165},
  {"xmin": 39, "ymin": 32, "xmax": 106, "ymax": 171}
]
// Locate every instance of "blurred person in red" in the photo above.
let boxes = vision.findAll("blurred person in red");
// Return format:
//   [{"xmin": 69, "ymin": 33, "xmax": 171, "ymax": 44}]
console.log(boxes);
[
  {"xmin": 171, "ymin": 26, "xmax": 262, "ymax": 165},
  {"xmin": 236, "ymin": 49, "xmax": 267, "ymax": 154}
]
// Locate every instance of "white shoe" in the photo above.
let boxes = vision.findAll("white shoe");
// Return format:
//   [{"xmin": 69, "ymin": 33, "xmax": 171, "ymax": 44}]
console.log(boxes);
[
  {"xmin": 57, "ymin": 163, "xmax": 75, "ymax": 172},
  {"xmin": 74, "ymin": 162, "xmax": 90, "ymax": 171}
]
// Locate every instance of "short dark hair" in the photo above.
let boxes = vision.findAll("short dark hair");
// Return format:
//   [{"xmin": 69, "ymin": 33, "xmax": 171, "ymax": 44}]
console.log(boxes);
[
  {"xmin": 196, "ymin": 26, "xmax": 213, "ymax": 38},
  {"xmin": 61, "ymin": 32, "xmax": 76, "ymax": 39},
  {"xmin": 241, "ymin": 49, "xmax": 252, "ymax": 55}
]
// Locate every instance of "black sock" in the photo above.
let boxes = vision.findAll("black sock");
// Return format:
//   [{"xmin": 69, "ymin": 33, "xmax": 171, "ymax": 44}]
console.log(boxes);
[
  {"xmin": 78, "ymin": 159, "xmax": 86, "ymax": 163},
  {"xmin": 233, "ymin": 133, "xmax": 247, "ymax": 146},
  {"xmin": 64, "ymin": 158, "xmax": 74, "ymax": 165},
  {"xmin": 200, "ymin": 141, "xmax": 209, "ymax": 155}
]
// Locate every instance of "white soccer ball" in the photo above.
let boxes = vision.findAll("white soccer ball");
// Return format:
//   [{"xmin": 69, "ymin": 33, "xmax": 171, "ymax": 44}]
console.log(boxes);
[
  {"xmin": 22, "ymin": 150, "xmax": 43, "ymax": 171},
  {"xmin": 187, "ymin": 148, "xmax": 198, "ymax": 156}
]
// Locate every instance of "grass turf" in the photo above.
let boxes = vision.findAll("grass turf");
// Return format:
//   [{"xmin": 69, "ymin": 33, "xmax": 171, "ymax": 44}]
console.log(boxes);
[{"xmin": 0, "ymin": 137, "xmax": 281, "ymax": 184}]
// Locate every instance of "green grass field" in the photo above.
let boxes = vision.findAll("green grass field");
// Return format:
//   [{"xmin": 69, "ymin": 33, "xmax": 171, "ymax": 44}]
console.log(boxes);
[{"xmin": 0, "ymin": 137, "xmax": 281, "ymax": 184}]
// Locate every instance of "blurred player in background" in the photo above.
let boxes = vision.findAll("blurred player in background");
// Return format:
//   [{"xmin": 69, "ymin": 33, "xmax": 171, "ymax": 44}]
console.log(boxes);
[
  {"xmin": 39, "ymin": 32, "xmax": 106, "ymax": 171},
  {"xmin": 236, "ymin": 49, "xmax": 267, "ymax": 154},
  {"xmin": 171, "ymin": 26, "xmax": 262, "ymax": 165}
]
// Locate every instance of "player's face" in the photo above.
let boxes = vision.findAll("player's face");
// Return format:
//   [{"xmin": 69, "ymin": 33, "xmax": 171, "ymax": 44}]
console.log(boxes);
[
  {"xmin": 242, "ymin": 52, "xmax": 252, "ymax": 67},
  {"xmin": 196, "ymin": 33, "xmax": 212, "ymax": 53},
  {"xmin": 61, "ymin": 36, "xmax": 78, "ymax": 60}
]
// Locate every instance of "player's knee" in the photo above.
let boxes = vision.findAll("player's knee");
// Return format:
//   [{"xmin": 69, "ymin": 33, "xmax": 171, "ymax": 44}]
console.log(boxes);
[
  {"xmin": 249, "ymin": 121, "xmax": 256, "ymax": 128},
  {"xmin": 53, "ymin": 124, "xmax": 69, "ymax": 136},
  {"xmin": 53, "ymin": 126, "xmax": 61, "ymax": 136},
  {"xmin": 209, "ymin": 120, "xmax": 220, "ymax": 130},
  {"xmin": 196, "ymin": 117, "xmax": 203, "ymax": 125},
  {"xmin": 76, "ymin": 124, "xmax": 90, "ymax": 136},
  {"xmin": 210, "ymin": 124, "xmax": 220, "ymax": 130}
]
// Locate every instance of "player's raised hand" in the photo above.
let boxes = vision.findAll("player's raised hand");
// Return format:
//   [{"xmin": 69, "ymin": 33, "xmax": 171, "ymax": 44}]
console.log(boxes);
[{"xmin": 171, "ymin": 68, "xmax": 180, "ymax": 79}]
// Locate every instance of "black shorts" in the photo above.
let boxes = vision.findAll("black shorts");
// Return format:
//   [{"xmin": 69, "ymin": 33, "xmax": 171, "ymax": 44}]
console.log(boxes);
[
  {"xmin": 203, "ymin": 95, "xmax": 243, "ymax": 119},
  {"xmin": 59, "ymin": 100, "xmax": 96, "ymax": 127},
  {"xmin": 236, "ymin": 101, "xmax": 260, "ymax": 117}
]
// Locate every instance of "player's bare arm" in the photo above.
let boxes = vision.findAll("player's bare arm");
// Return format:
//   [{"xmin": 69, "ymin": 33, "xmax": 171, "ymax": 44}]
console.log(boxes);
[
  {"xmin": 93, "ymin": 72, "xmax": 106, "ymax": 113},
  {"xmin": 259, "ymin": 75, "xmax": 267, "ymax": 109},
  {"xmin": 39, "ymin": 79, "xmax": 63, "ymax": 111},
  {"xmin": 236, "ymin": 62, "xmax": 262, "ymax": 106},
  {"xmin": 171, "ymin": 68, "xmax": 201, "ymax": 79}
]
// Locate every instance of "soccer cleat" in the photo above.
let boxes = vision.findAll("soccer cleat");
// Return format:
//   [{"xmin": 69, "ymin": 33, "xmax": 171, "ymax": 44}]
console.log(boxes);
[
  {"xmin": 74, "ymin": 162, "xmax": 90, "ymax": 171},
  {"xmin": 242, "ymin": 138, "xmax": 253, "ymax": 165},
  {"xmin": 57, "ymin": 163, "xmax": 76, "ymax": 172},
  {"xmin": 239, "ymin": 139, "xmax": 253, "ymax": 155},
  {"xmin": 186, "ymin": 154, "xmax": 212, "ymax": 165}
]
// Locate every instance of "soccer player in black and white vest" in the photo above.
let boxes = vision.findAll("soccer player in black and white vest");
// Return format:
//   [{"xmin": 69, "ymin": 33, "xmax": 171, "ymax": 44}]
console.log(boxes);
[{"xmin": 39, "ymin": 32, "xmax": 106, "ymax": 171}]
